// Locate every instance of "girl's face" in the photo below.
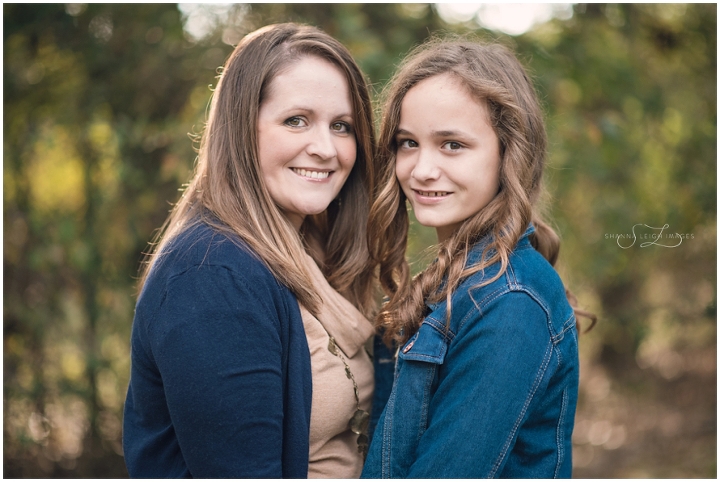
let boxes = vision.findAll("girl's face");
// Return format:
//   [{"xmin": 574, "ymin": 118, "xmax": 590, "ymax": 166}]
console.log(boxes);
[
  {"xmin": 395, "ymin": 73, "xmax": 501, "ymax": 242},
  {"xmin": 257, "ymin": 56, "xmax": 356, "ymax": 231}
]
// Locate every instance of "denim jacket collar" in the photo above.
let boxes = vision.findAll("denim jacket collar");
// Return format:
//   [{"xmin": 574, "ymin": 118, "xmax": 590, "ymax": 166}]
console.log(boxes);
[{"xmin": 425, "ymin": 224, "xmax": 535, "ymax": 314}]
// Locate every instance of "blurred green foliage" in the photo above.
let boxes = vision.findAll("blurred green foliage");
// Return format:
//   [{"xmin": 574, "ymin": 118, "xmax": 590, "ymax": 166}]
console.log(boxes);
[{"xmin": 4, "ymin": 3, "xmax": 715, "ymax": 478}]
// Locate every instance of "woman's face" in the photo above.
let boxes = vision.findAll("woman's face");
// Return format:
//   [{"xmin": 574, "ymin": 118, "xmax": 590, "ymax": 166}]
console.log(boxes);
[
  {"xmin": 257, "ymin": 55, "xmax": 356, "ymax": 231},
  {"xmin": 394, "ymin": 73, "xmax": 501, "ymax": 242}
]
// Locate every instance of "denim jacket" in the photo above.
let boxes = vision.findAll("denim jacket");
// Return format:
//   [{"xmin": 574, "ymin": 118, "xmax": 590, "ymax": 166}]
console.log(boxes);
[{"xmin": 362, "ymin": 226, "xmax": 579, "ymax": 478}]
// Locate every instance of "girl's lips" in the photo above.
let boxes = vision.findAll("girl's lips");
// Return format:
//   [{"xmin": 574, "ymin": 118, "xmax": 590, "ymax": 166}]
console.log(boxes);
[
  {"xmin": 290, "ymin": 167, "xmax": 333, "ymax": 181},
  {"xmin": 412, "ymin": 189, "xmax": 452, "ymax": 204},
  {"xmin": 415, "ymin": 189, "xmax": 451, "ymax": 197}
]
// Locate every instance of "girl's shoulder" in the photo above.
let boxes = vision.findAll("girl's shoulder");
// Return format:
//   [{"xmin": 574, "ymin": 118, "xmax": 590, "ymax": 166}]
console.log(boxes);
[{"xmin": 458, "ymin": 237, "xmax": 574, "ymax": 339}]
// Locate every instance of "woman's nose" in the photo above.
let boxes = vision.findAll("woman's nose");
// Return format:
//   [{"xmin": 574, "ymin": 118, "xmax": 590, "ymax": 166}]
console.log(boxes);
[{"xmin": 306, "ymin": 126, "xmax": 337, "ymax": 161}]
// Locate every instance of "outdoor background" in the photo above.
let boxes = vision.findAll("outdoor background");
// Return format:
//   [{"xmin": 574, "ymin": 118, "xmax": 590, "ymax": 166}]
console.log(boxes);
[{"xmin": 3, "ymin": 3, "xmax": 716, "ymax": 478}]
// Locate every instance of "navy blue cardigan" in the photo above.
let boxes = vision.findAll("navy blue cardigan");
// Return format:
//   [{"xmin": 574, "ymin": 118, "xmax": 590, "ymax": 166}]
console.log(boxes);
[{"xmin": 123, "ymin": 222, "xmax": 312, "ymax": 477}]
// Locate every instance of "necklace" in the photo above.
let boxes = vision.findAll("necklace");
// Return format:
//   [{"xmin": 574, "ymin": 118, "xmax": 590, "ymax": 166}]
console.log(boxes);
[{"xmin": 327, "ymin": 335, "xmax": 369, "ymax": 459}]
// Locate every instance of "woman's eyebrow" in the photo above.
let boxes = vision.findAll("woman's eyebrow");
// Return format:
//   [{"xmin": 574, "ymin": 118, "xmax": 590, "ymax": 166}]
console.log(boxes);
[{"xmin": 280, "ymin": 105, "xmax": 353, "ymax": 119}]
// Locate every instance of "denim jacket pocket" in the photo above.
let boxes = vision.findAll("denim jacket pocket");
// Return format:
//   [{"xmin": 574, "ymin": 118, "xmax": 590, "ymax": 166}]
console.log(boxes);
[
  {"xmin": 398, "ymin": 322, "xmax": 448, "ymax": 364},
  {"xmin": 373, "ymin": 321, "xmax": 449, "ymax": 477}
]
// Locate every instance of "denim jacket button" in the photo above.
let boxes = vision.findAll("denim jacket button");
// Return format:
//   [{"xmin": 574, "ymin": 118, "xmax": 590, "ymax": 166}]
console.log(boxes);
[{"xmin": 402, "ymin": 341, "xmax": 414, "ymax": 353}]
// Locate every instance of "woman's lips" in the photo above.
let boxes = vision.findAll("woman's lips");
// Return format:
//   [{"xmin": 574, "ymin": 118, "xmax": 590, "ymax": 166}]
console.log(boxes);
[{"xmin": 291, "ymin": 167, "xmax": 332, "ymax": 180}]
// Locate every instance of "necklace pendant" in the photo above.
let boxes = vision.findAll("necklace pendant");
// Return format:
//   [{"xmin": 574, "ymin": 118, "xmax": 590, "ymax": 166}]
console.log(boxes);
[
  {"xmin": 356, "ymin": 433, "xmax": 369, "ymax": 458},
  {"xmin": 349, "ymin": 409, "xmax": 370, "ymax": 435},
  {"xmin": 327, "ymin": 337, "xmax": 338, "ymax": 355}
]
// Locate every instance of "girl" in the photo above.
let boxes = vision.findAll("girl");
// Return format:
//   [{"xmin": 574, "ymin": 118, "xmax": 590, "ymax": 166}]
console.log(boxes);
[
  {"xmin": 362, "ymin": 39, "xmax": 592, "ymax": 478},
  {"xmin": 123, "ymin": 23, "xmax": 381, "ymax": 478}
]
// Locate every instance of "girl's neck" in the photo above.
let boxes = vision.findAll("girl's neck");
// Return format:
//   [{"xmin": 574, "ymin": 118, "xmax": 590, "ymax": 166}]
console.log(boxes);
[{"xmin": 436, "ymin": 226, "xmax": 454, "ymax": 243}]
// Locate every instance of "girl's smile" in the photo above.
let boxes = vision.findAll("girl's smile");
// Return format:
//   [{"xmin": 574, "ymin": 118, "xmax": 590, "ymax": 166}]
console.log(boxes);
[{"xmin": 411, "ymin": 189, "xmax": 453, "ymax": 204}]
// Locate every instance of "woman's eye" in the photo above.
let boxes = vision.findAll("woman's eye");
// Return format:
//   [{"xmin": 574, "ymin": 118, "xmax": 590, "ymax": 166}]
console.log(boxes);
[
  {"xmin": 331, "ymin": 122, "xmax": 351, "ymax": 133},
  {"xmin": 398, "ymin": 139, "xmax": 418, "ymax": 149},
  {"xmin": 285, "ymin": 116, "xmax": 307, "ymax": 127}
]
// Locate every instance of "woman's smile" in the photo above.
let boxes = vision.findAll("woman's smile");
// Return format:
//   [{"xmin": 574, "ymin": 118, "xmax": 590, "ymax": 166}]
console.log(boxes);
[{"xmin": 290, "ymin": 167, "xmax": 334, "ymax": 181}]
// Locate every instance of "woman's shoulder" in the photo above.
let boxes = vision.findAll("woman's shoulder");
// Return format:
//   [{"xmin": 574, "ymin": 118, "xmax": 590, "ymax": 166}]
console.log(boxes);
[
  {"xmin": 144, "ymin": 221, "xmax": 290, "ymax": 304},
  {"xmin": 136, "ymin": 221, "xmax": 300, "ymax": 334},
  {"xmin": 161, "ymin": 222, "xmax": 269, "ymax": 277}
]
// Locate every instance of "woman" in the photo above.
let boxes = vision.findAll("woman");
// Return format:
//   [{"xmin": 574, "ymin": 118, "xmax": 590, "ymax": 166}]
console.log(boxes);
[
  {"xmin": 362, "ymin": 38, "xmax": 594, "ymax": 478},
  {"xmin": 123, "ymin": 23, "xmax": 380, "ymax": 478}
]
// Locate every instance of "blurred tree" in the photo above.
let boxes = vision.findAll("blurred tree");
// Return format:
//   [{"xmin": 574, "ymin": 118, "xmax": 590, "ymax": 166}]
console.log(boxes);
[
  {"xmin": 516, "ymin": 2, "xmax": 716, "ymax": 365},
  {"xmin": 514, "ymin": 4, "xmax": 716, "ymax": 476},
  {"xmin": 4, "ymin": 4, "xmax": 206, "ymax": 476}
]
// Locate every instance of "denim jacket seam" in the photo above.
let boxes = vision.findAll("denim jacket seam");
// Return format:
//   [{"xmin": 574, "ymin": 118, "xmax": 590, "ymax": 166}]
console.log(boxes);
[
  {"xmin": 554, "ymin": 386, "xmax": 569, "ymax": 478},
  {"xmin": 561, "ymin": 312, "xmax": 576, "ymax": 332},
  {"xmin": 508, "ymin": 283, "xmax": 568, "ymax": 344},
  {"xmin": 423, "ymin": 317, "xmax": 456, "ymax": 342},
  {"xmin": 490, "ymin": 338, "xmax": 554, "ymax": 477},
  {"xmin": 511, "ymin": 275, "xmax": 577, "ymax": 344},
  {"xmin": 402, "ymin": 353, "xmax": 444, "ymax": 363},
  {"xmin": 473, "ymin": 282, "xmax": 559, "ymax": 346},
  {"xmin": 417, "ymin": 364, "xmax": 436, "ymax": 445},
  {"xmin": 399, "ymin": 324, "xmax": 449, "ymax": 363},
  {"xmin": 465, "ymin": 284, "xmax": 512, "ymax": 332},
  {"xmin": 506, "ymin": 257, "xmax": 576, "ymax": 345},
  {"xmin": 549, "ymin": 313, "xmax": 576, "ymax": 345},
  {"xmin": 455, "ymin": 301, "xmax": 480, "ymax": 334},
  {"xmin": 556, "ymin": 339, "xmax": 564, "ymax": 368},
  {"xmin": 506, "ymin": 259, "xmax": 519, "ymax": 289},
  {"xmin": 381, "ymin": 384, "xmax": 395, "ymax": 477}
]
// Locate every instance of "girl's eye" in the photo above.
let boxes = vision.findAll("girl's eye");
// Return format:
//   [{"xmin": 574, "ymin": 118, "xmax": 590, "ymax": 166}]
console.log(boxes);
[
  {"xmin": 331, "ymin": 122, "xmax": 351, "ymax": 133},
  {"xmin": 443, "ymin": 141, "xmax": 463, "ymax": 151},
  {"xmin": 285, "ymin": 116, "xmax": 307, "ymax": 127},
  {"xmin": 398, "ymin": 139, "xmax": 418, "ymax": 149}
]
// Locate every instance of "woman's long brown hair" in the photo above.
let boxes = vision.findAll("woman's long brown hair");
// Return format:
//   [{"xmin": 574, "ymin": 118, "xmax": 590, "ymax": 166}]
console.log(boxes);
[
  {"xmin": 138, "ymin": 23, "xmax": 377, "ymax": 317},
  {"xmin": 369, "ymin": 37, "xmax": 595, "ymax": 344}
]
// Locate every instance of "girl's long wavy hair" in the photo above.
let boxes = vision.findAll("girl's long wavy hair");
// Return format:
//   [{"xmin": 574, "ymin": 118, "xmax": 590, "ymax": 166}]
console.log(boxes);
[
  {"xmin": 369, "ymin": 38, "xmax": 594, "ymax": 344},
  {"xmin": 138, "ymin": 23, "xmax": 377, "ymax": 317}
]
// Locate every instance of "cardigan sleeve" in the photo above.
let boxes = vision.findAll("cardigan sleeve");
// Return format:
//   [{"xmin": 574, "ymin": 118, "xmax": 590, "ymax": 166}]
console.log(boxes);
[{"xmin": 148, "ymin": 262, "xmax": 287, "ymax": 478}]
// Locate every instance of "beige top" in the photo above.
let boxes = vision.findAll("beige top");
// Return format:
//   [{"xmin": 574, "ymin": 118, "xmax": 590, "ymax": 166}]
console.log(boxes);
[{"xmin": 299, "ymin": 255, "xmax": 375, "ymax": 479}]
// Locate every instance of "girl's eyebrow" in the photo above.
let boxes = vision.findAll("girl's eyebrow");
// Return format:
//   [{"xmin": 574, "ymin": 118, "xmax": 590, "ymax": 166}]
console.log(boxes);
[
  {"xmin": 397, "ymin": 127, "xmax": 472, "ymax": 138},
  {"xmin": 431, "ymin": 129, "xmax": 471, "ymax": 138}
]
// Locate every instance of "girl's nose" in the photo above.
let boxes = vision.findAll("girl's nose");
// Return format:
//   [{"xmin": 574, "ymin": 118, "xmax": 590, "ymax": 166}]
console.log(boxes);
[{"xmin": 410, "ymin": 149, "xmax": 440, "ymax": 181}]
